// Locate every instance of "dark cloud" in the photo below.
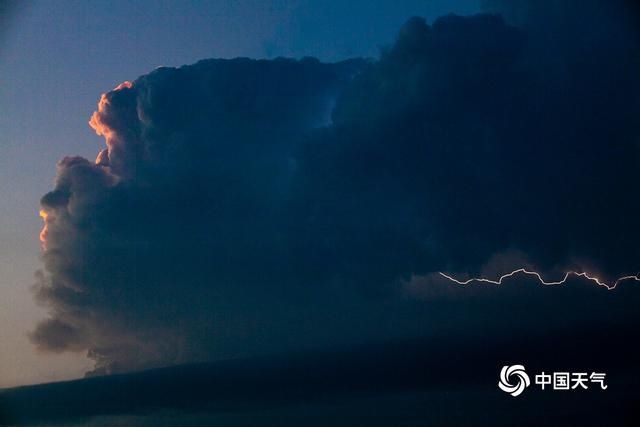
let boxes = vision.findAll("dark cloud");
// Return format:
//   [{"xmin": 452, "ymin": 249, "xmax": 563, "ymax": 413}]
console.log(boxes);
[
  {"xmin": 3, "ymin": 332, "xmax": 640, "ymax": 425},
  {"xmin": 34, "ymin": 57, "xmax": 373, "ymax": 374},
  {"xmin": 28, "ymin": 318, "xmax": 86, "ymax": 353},
  {"xmin": 297, "ymin": 11, "xmax": 639, "ymax": 283},
  {"xmin": 31, "ymin": 3, "xmax": 640, "ymax": 377}
]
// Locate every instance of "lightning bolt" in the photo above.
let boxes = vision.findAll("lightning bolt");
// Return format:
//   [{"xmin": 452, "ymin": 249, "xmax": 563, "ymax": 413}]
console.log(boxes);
[{"xmin": 438, "ymin": 268, "xmax": 640, "ymax": 290}]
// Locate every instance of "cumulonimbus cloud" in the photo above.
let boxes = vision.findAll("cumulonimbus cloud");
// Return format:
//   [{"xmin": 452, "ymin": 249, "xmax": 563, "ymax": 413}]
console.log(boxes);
[{"xmin": 31, "ymin": 3, "xmax": 640, "ymax": 375}]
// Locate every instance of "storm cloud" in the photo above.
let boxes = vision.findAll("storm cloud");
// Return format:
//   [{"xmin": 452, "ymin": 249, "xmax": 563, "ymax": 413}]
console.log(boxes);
[{"xmin": 32, "ymin": 2, "xmax": 640, "ymax": 376}]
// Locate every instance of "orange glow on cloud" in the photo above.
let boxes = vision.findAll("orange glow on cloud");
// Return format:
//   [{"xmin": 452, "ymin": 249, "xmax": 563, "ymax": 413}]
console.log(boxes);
[
  {"xmin": 39, "ymin": 209, "xmax": 50, "ymax": 250},
  {"xmin": 114, "ymin": 81, "xmax": 133, "ymax": 91},
  {"xmin": 88, "ymin": 81, "xmax": 133, "ymax": 159}
]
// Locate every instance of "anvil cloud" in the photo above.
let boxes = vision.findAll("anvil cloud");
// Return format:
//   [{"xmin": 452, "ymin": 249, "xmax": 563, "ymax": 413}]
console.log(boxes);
[{"xmin": 32, "ymin": 2, "xmax": 640, "ymax": 375}]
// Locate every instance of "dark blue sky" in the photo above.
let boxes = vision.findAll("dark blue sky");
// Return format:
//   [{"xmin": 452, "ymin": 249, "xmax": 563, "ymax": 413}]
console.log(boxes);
[{"xmin": 0, "ymin": 0, "xmax": 480, "ymax": 388}]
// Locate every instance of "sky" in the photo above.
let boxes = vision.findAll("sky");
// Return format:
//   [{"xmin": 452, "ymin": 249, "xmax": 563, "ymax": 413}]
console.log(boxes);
[{"xmin": 0, "ymin": 0, "xmax": 483, "ymax": 389}]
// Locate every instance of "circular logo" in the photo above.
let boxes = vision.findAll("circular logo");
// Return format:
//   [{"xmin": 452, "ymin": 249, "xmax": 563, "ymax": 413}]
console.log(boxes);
[{"xmin": 498, "ymin": 365, "xmax": 530, "ymax": 397}]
